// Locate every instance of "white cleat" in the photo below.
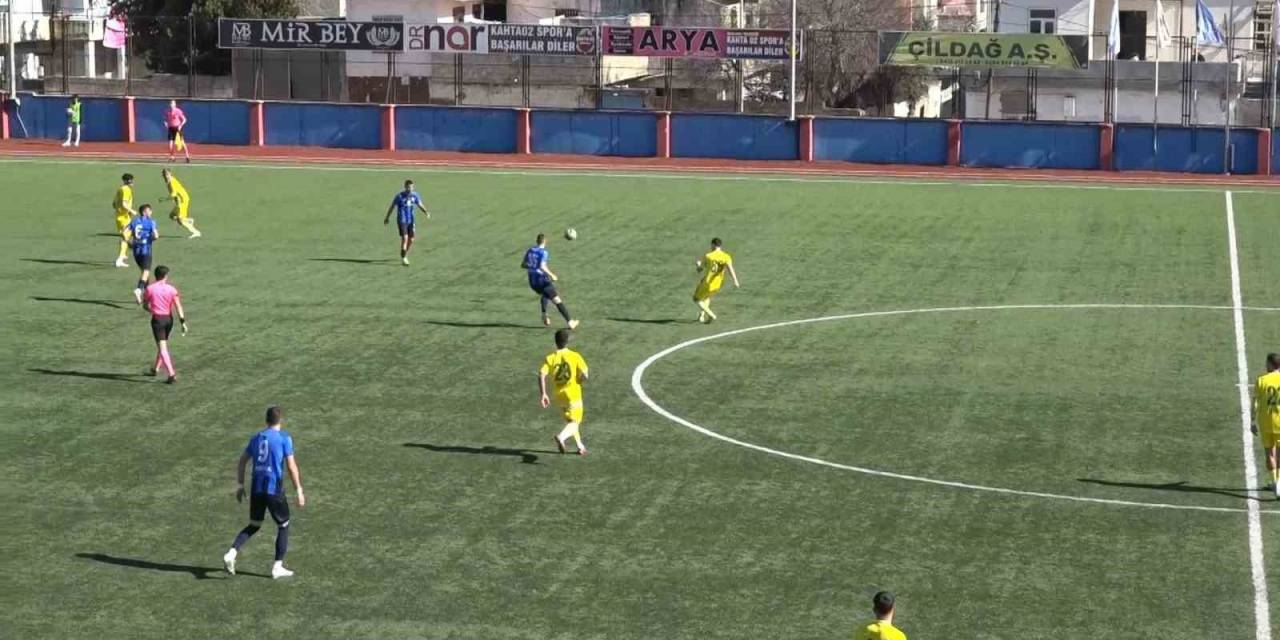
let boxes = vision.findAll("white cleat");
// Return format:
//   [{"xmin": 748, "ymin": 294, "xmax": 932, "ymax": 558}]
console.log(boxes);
[
  {"xmin": 73, "ymin": 141, "xmax": 80, "ymax": 147},
  {"xmin": 401, "ymin": 256, "xmax": 409, "ymax": 266},
  {"xmin": 1273, "ymin": 483, "xmax": 1279, "ymax": 499},
  {"xmin": 567, "ymin": 319, "xmax": 580, "ymax": 330},
  {"xmin": 133, "ymin": 288, "xmax": 144, "ymax": 305},
  {"xmin": 271, "ymin": 563, "xmax": 294, "ymax": 580},
  {"xmin": 61, "ymin": 141, "xmax": 71, "ymax": 147},
  {"xmin": 222, "ymin": 549, "xmax": 237, "ymax": 575},
  {"xmin": 114, "ymin": 257, "xmax": 129, "ymax": 268},
  {"xmin": 188, "ymin": 231, "xmax": 202, "ymax": 239}
]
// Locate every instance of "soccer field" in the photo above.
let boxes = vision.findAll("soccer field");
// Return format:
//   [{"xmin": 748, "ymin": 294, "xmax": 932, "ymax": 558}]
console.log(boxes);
[{"xmin": 3, "ymin": 157, "xmax": 1280, "ymax": 639}]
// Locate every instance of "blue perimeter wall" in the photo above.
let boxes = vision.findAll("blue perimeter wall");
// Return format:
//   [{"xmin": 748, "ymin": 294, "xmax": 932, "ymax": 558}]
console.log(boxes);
[
  {"xmin": 961, "ymin": 122, "xmax": 1100, "ymax": 170},
  {"xmin": 531, "ymin": 111, "xmax": 656, "ymax": 157},
  {"xmin": 672, "ymin": 114, "xmax": 797, "ymax": 161},
  {"xmin": 814, "ymin": 118, "xmax": 947, "ymax": 165},
  {"xmin": 396, "ymin": 106, "xmax": 516, "ymax": 153},
  {"xmin": 266, "ymin": 103, "xmax": 381, "ymax": 149},
  {"xmin": 1115, "ymin": 125, "xmax": 1258, "ymax": 174},
  {"xmin": 136, "ymin": 99, "xmax": 250, "ymax": 145},
  {"xmin": 5, "ymin": 94, "xmax": 1277, "ymax": 174}
]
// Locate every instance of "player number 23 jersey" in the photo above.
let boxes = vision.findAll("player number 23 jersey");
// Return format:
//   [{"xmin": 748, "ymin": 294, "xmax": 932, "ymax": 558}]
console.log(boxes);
[
  {"xmin": 1256, "ymin": 371, "xmax": 1280, "ymax": 431},
  {"xmin": 700, "ymin": 248, "xmax": 733, "ymax": 288},
  {"xmin": 541, "ymin": 349, "xmax": 588, "ymax": 401}
]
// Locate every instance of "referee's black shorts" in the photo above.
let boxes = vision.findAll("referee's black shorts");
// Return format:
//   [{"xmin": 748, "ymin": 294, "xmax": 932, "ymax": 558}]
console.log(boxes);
[
  {"xmin": 167, "ymin": 126, "xmax": 180, "ymax": 142},
  {"xmin": 249, "ymin": 492, "xmax": 290, "ymax": 526},
  {"xmin": 150, "ymin": 315, "xmax": 173, "ymax": 341}
]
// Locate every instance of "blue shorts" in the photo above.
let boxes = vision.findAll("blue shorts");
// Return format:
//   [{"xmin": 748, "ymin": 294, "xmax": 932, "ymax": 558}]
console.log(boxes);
[
  {"xmin": 530, "ymin": 281, "xmax": 558, "ymax": 299},
  {"xmin": 397, "ymin": 218, "xmax": 415, "ymax": 237},
  {"xmin": 133, "ymin": 250, "xmax": 153, "ymax": 270}
]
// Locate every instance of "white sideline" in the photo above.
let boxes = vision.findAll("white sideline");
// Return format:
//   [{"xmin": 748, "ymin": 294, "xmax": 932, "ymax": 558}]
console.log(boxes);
[
  {"xmin": 630, "ymin": 303, "xmax": 1280, "ymax": 517},
  {"xmin": 1225, "ymin": 191, "xmax": 1272, "ymax": 640}
]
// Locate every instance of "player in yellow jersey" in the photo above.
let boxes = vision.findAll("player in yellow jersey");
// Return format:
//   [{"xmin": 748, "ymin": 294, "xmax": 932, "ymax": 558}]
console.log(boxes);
[
  {"xmin": 693, "ymin": 237, "xmax": 740, "ymax": 324},
  {"xmin": 538, "ymin": 329, "xmax": 590, "ymax": 456},
  {"xmin": 1252, "ymin": 353, "xmax": 1280, "ymax": 498},
  {"xmin": 854, "ymin": 591, "xmax": 907, "ymax": 640},
  {"xmin": 112, "ymin": 173, "xmax": 138, "ymax": 267},
  {"xmin": 161, "ymin": 169, "xmax": 201, "ymax": 238}
]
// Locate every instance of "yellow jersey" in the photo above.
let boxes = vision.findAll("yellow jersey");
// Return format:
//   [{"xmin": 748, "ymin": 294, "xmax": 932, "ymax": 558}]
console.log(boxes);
[
  {"xmin": 168, "ymin": 176, "xmax": 189, "ymax": 207},
  {"xmin": 540, "ymin": 348, "xmax": 588, "ymax": 405},
  {"xmin": 1255, "ymin": 371, "xmax": 1280, "ymax": 434},
  {"xmin": 698, "ymin": 248, "xmax": 733, "ymax": 292},
  {"xmin": 854, "ymin": 620, "xmax": 907, "ymax": 640},
  {"xmin": 113, "ymin": 185, "xmax": 133, "ymax": 216}
]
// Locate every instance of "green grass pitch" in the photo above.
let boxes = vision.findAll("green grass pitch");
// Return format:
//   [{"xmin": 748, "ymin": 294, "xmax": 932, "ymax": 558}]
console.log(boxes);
[{"xmin": 2, "ymin": 158, "xmax": 1280, "ymax": 638}]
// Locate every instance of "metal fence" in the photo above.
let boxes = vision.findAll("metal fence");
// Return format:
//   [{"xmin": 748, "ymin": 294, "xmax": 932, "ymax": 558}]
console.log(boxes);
[{"xmin": 3, "ymin": 12, "xmax": 1276, "ymax": 127}]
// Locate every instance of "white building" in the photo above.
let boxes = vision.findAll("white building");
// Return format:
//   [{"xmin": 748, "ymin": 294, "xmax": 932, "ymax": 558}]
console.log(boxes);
[{"xmin": 1, "ymin": 0, "xmax": 117, "ymax": 87}]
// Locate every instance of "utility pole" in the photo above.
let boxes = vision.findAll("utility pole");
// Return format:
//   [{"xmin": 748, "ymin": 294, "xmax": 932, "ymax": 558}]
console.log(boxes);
[{"xmin": 6, "ymin": 0, "xmax": 16, "ymax": 98}]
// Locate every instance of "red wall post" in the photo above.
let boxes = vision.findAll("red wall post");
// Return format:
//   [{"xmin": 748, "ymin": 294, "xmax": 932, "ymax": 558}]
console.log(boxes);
[
  {"xmin": 1, "ymin": 92, "xmax": 9, "ymax": 140},
  {"xmin": 123, "ymin": 96, "xmax": 136, "ymax": 143},
  {"xmin": 381, "ymin": 104, "xmax": 396, "ymax": 151},
  {"xmin": 249, "ymin": 101, "xmax": 265, "ymax": 146},
  {"xmin": 656, "ymin": 112, "xmax": 671, "ymax": 159},
  {"xmin": 798, "ymin": 116, "xmax": 814, "ymax": 162},
  {"xmin": 1257, "ymin": 128, "xmax": 1272, "ymax": 176},
  {"xmin": 946, "ymin": 119, "xmax": 962, "ymax": 166},
  {"xmin": 1099, "ymin": 122, "xmax": 1115, "ymax": 171},
  {"xmin": 516, "ymin": 108, "xmax": 531, "ymax": 154}
]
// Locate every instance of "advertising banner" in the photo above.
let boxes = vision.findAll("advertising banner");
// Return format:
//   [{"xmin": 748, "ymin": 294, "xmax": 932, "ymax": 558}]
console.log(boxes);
[
  {"xmin": 407, "ymin": 23, "xmax": 596, "ymax": 55},
  {"xmin": 218, "ymin": 18, "xmax": 405, "ymax": 51},
  {"xmin": 877, "ymin": 32, "xmax": 1089, "ymax": 69},
  {"xmin": 601, "ymin": 26, "xmax": 798, "ymax": 60}
]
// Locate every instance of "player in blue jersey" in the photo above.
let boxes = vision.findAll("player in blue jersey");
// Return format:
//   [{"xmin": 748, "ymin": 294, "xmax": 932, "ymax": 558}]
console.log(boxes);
[
  {"xmin": 382, "ymin": 179, "xmax": 430, "ymax": 266},
  {"xmin": 522, "ymin": 233, "xmax": 579, "ymax": 329},
  {"xmin": 223, "ymin": 406, "xmax": 306, "ymax": 580},
  {"xmin": 123, "ymin": 204, "xmax": 158, "ymax": 305}
]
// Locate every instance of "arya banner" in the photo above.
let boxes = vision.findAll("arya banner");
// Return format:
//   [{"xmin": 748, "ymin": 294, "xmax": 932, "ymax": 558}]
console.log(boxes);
[{"xmin": 602, "ymin": 26, "xmax": 798, "ymax": 60}]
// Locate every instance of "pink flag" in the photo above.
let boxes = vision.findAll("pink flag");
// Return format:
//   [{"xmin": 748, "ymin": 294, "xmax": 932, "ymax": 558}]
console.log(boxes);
[{"xmin": 104, "ymin": 15, "xmax": 126, "ymax": 50}]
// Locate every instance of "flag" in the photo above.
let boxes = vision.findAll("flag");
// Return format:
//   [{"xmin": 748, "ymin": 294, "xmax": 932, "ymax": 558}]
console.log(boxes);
[
  {"xmin": 1106, "ymin": 0, "xmax": 1120, "ymax": 58},
  {"xmin": 103, "ymin": 13, "xmax": 126, "ymax": 50},
  {"xmin": 1196, "ymin": 0, "xmax": 1225, "ymax": 46},
  {"xmin": 174, "ymin": 132, "xmax": 185, "ymax": 151},
  {"xmin": 1155, "ymin": 0, "xmax": 1173, "ymax": 47}
]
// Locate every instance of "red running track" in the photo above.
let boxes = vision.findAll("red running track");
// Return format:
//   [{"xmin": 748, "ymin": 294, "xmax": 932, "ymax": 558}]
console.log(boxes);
[{"xmin": 1, "ymin": 139, "xmax": 1275, "ymax": 189}]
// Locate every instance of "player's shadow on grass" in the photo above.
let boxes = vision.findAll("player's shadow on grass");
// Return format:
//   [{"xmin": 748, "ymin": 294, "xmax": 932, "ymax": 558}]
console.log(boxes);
[
  {"xmin": 422, "ymin": 320, "xmax": 542, "ymax": 329},
  {"xmin": 403, "ymin": 442, "xmax": 561, "ymax": 465},
  {"xmin": 21, "ymin": 258, "xmax": 111, "ymax": 266},
  {"xmin": 31, "ymin": 296, "xmax": 130, "ymax": 309},
  {"xmin": 29, "ymin": 368, "xmax": 149, "ymax": 383},
  {"xmin": 308, "ymin": 258, "xmax": 399, "ymax": 265},
  {"xmin": 76, "ymin": 553, "xmax": 268, "ymax": 580},
  {"xmin": 1078, "ymin": 478, "xmax": 1262, "ymax": 501},
  {"xmin": 607, "ymin": 316, "xmax": 684, "ymax": 325}
]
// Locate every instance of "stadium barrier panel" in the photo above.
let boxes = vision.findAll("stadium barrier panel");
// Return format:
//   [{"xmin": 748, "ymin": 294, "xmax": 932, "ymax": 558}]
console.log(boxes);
[
  {"xmin": 813, "ymin": 118, "xmax": 949, "ymax": 165},
  {"xmin": 264, "ymin": 102, "xmax": 382, "ymax": 150},
  {"xmin": 960, "ymin": 121, "xmax": 1101, "ymax": 170},
  {"xmin": 1258, "ymin": 129, "xmax": 1272, "ymax": 175},
  {"xmin": 530, "ymin": 110, "xmax": 658, "ymax": 157},
  {"xmin": 135, "ymin": 99, "xmax": 252, "ymax": 146},
  {"xmin": 670, "ymin": 113, "xmax": 798, "ymax": 161},
  {"xmin": 394, "ymin": 106, "xmax": 518, "ymax": 154},
  {"xmin": 1272, "ymin": 128, "xmax": 1280, "ymax": 175},
  {"xmin": 1114, "ymin": 125, "xmax": 1259, "ymax": 174}
]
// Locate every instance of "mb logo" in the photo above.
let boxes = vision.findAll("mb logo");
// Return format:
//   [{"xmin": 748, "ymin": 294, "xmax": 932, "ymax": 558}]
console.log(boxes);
[
  {"xmin": 231, "ymin": 22, "xmax": 252, "ymax": 46},
  {"xmin": 368, "ymin": 25, "xmax": 401, "ymax": 49}
]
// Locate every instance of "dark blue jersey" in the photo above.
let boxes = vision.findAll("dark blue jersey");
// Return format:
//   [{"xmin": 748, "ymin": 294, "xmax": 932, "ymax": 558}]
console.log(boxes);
[
  {"xmin": 524, "ymin": 245, "xmax": 550, "ymax": 288},
  {"xmin": 392, "ymin": 190, "xmax": 422, "ymax": 224},
  {"xmin": 245, "ymin": 428, "xmax": 294, "ymax": 495},
  {"xmin": 127, "ymin": 217, "xmax": 157, "ymax": 254}
]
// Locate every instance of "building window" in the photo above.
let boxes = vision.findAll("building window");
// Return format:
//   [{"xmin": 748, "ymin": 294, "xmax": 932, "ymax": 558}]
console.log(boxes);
[
  {"xmin": 452, "ymin": 6, "xmax": 465, "ymax": 22},
  {"xmin": 1029, "ymin": 9, "xmax": 1055, "ymax": 34},
  {"xmin": 473, "ymin": 1, "xmax": 506, "ymax": 21},
  {"xmin": 1118, "ymin": 11, "xmax": 1147, "ymax": 60},
  {"xmin": 554, "ymin": 8, "xmax": 580, "ymax": 17},
  {"xmin": 1255, "ymin": 4, "xmax": 1273, "ymax": 51}
]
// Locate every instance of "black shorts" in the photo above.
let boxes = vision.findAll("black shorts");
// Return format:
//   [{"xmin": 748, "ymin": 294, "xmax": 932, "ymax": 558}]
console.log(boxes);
[
  {"xmin": 531, "ymin": 282, "xmax": 558, "ymax": 299},
  {"xmin": 249, "ymin": 492, "xmax": 291, "ymax": 526},
  {"xmin": 397, "ymin": 219, "xmax": 415, "ymax": 238},
  {"xmin": 167, "ymin": 126, "xmax": 180, "ymax": 141},
  {"xmin": 133, "ymin": 251, "xmax": 152, "ymax": 270},
  {"xmin": 150, "ymin": 315, "xmax": 173, "ymax": 341}
]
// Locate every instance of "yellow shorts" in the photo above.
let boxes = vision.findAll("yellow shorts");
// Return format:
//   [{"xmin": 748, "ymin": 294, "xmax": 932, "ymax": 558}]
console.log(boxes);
[
  {"xmin": 115, "ymin": 213, "xmax": 132, "ymax": 232},
  {"xmin": 560, "ymin": 400, "xmax": 584, "ymax": 423},
  {"xmin": 1263, "ymin": 425, "xmax": 1280, "ymax": 449},
  {"xmin": 169, "ymin": 204, "xmax": 189, "ymax": 220},
  {"xmin": 693, "ymin": 283, "xmax": 720, "ymax": 302}
]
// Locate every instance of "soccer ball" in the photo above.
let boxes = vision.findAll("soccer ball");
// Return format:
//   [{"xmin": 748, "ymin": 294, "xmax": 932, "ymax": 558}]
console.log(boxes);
[{"xmin": 564, "ymin": 228, "xmax": 578, "ymax": 241}]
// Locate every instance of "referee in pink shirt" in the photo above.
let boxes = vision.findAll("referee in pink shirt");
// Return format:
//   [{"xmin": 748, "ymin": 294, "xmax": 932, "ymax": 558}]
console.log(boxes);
[
  {"xmin": 164, "ymin": 100, "xmax": 190, "ymax": 164},
  {"xmin": 143, "ymin": 265, "xmax": 188, "ymax": 384}
]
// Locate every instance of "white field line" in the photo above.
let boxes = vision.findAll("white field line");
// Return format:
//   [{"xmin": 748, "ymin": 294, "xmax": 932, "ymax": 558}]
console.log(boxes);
[
  {"xmin": 1225, "ymin": 191, "xmax": 1272, "ymax": 640},
  {"xmin": 0, "ymin": 153, "xmax": 1276, "ymax": 195},
  {"xmin": 630, "ymin": 303, "xmax": 1280, "ymax": 515}
]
